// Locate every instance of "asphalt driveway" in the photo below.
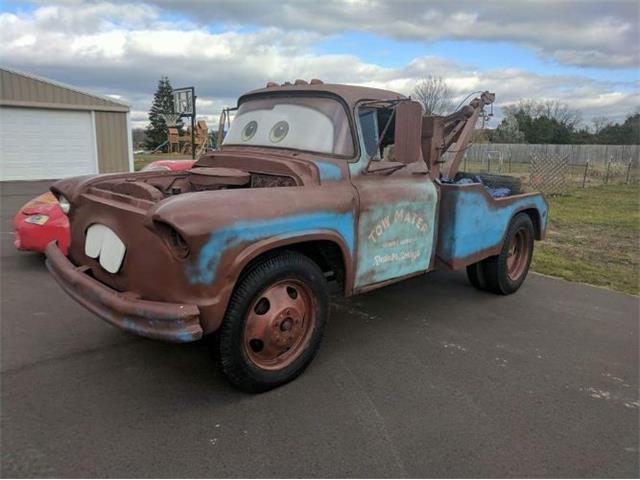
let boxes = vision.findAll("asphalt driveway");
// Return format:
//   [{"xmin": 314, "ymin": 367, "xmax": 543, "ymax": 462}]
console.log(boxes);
[{"xmin": 1, "ymin": 181, "xmax": 638, "ymax": 478}]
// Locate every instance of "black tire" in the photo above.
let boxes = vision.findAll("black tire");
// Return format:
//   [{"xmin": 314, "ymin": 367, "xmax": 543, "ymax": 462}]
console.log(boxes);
[
  {"xmin": 466, "ymin": 261, "xmax": 488, "ymax": 290},
  {"xmin": 483, "ymin": 213, "xmax": 535, "ymax": 295},
  {"xmin": 217, "ymin": 251, "xmax": 329, "ymax": 393}
]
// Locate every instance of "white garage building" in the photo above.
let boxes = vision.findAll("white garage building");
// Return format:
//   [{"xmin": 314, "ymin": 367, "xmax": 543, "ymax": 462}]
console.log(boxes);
[{"xmin": 0, "ymin": 67, "xmax": 133, "ymax": 181}]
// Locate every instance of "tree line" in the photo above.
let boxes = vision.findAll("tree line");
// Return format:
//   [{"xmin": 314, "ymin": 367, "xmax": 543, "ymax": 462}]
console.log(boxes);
[
  {"xmin": 493, "ymin": 100, "xmax": 639, "ymax": 145},
  {"xmin": 413, "ymin": 76, "xmax": 639, "ymax": 145}
]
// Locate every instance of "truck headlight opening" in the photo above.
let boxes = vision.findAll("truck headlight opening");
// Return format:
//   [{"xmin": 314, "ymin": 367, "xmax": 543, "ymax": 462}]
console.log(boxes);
[
  {"xmin": 155, "ymin": 221, "xmax": 190, "ymax": 259},
  {"xmin": 57, "ymin": 195, "xmax": 71, "ymax": 214}
]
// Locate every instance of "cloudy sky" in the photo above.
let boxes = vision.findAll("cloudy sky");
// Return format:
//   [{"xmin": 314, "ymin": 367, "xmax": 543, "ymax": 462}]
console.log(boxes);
[{"xmin": 1, "ymin": 0, "xmax": 638, "ymax": 129}]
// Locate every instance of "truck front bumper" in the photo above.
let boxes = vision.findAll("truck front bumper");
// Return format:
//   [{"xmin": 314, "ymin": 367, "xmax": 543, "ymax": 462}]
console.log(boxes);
[{"xmin": 45, "ymin": 242, "xmax": 203, "ymax": 343}]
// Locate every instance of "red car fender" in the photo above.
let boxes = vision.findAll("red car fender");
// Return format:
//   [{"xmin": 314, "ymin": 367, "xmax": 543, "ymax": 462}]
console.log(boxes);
[
  {"xmin": 14, "ymin": 192, "xmax": 70, "ymax": 255},
  {"xmin": 141, "ymin": 159, "xmax": 195, "ymax": 172},
  {"xmin": 14, "ymin": 160, "xmax": 195, "ymax": 254}
]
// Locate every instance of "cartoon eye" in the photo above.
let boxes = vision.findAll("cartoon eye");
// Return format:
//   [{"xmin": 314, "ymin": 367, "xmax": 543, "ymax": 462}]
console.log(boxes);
[
  {"xmin": 241, "ymin": 120, "xmax": 258, "ymax": 141},
  {"xmin": 269, "ymin": 121, "xmax": 289, "ymax": 143}
]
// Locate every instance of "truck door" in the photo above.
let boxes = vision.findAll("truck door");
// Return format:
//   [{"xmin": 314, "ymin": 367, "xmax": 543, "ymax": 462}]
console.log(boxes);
[{"xmin": 351, "ymin": 101, "xmax": 438, "ymax": 290}]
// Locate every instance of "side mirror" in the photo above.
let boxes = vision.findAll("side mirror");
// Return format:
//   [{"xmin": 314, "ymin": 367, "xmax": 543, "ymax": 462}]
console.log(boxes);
[
  {"xmin": 394, "ymin": 100, "xmax": 424, "ymax": 165},
  {"xmin": 421, "ymin": 116, "xmax": 445, "ymax": 177}
]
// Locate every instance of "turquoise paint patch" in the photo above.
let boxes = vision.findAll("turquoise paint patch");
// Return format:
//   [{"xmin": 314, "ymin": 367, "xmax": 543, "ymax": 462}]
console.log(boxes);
[
  {"xmin": 172, "ymin": 330, "xmax": 199, "ymax": 343},
  {"xmin": 188, "ymin": 211, "xmax": 355, "ymax": 285},
  {"xmin": 314, "ymin": 160, "xmax": 343, "ymax": 182},
  {"xmin": 355, "ymin": 182, "xmax": 438, "ymax": 287},
  {"xmin": 438, "ymin": 188, "xmax": 548, "ymax": 262}
]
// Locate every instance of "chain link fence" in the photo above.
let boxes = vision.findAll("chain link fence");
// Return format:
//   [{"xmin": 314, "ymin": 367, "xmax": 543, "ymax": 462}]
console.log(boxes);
[{"xmin": 453, "ymin": 143, "xmax": 639, "ymax": 193}]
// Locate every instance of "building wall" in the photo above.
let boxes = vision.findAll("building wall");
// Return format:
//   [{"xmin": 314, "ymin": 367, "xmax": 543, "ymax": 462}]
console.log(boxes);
[
  {"xmin": 1, "ymin": 67, "xmax": 132, "ymax": 174},
  {"xmin": 95, "ymin": 111, "xmax": 131, "ymax": 173}
]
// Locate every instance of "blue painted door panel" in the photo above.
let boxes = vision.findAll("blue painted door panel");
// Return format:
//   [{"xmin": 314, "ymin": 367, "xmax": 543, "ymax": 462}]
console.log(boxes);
[{"xmin": 353, "ymin": 177, "xmax": 438, "ymax": 288}]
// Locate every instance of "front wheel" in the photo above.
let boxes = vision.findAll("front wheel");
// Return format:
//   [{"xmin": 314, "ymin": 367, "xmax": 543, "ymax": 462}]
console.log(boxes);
[
  {"xmin": 217, "ymin": 251, "xmax": 329, "ymax": 392},
  {"xmin": 481, "ymin": 213, "xmax": 535, "ymax": 295}
]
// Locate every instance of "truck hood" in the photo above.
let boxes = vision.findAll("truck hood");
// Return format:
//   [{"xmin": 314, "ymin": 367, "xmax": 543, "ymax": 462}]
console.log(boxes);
[{"xmin": 51, "ymin": 147, "xmax": 345, "ymax": 206}]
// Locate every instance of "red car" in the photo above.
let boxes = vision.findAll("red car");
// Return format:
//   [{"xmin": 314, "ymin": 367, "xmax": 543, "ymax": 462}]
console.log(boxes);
[
  {"xmin": 14, "ymin": 160, "xmax": 194, "ymax": 255},
  {"xmin": 137, "ymin": 159, "xmax": 195, "ymax": 172}
]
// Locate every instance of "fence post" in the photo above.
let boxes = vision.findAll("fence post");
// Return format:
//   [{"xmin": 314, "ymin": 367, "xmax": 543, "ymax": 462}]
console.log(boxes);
[
  {"xmin": 487, "ymin": 154, "xmax": 491, "ymax": 173},
  {"xmin": 626, "ymin": 160, "xmax": 632, "ymax": 184},
  {"xmin": 604, "ymin": 158, "xmax": 611, "ymax": 185},
  {"xmin": 464, "ymin": 153, "xmax": 468, "ymax": 172},
  {"xmin": 582, "ymin": 161, "xmax": 589, "ymax": 188}
]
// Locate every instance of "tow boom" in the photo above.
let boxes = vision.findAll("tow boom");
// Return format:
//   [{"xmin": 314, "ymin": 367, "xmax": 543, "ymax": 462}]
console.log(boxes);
[{"xmin": 421, "ymin": 91, "xmax": 495, "ymax": 179}]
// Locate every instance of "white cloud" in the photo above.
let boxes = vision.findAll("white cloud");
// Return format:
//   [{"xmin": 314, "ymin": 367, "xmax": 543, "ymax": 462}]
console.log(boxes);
[
  {"xmin": 142, "ymin": 0, "xmax": 640, "ymax": 69},
  {"xmin": 1, "ymin": 2, "xmax": 637, "ymax": 129}
]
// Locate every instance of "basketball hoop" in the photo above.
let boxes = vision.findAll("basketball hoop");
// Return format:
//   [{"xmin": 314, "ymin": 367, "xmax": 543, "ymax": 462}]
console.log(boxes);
[{"xmin": 161, "ymin": 113, "xmax": 182, "ymax": 127}]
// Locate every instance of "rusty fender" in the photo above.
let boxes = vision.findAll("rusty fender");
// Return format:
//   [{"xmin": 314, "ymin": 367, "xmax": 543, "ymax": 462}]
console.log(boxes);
[{"xmin": 151, "ymin": 183, "xmax": 357, "ymax": 333}]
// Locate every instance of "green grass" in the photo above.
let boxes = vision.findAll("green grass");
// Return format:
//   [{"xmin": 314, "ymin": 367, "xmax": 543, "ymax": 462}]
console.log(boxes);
[
  {"xmin": 531, "ymin": 185, "xmax": 639, "ymax": 295},
  {"xmin": 134, "ymin": 153, "xmax": 192, "ymax": 171}
]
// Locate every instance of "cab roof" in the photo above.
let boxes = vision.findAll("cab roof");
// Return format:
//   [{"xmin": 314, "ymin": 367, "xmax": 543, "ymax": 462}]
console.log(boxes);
[{"xmin": 239, "ymin": 82, "xmax": 405, "ymax": 110}]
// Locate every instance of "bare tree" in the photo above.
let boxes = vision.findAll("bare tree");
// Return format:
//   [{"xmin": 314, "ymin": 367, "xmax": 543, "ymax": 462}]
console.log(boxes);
[
  {"xmin": 591, "ymin": 115, "xmax": 611, "ymax": 134},
  {"xmin": 504, "ymin": 98, "xmax": 582, "ymax": 128},
  {"xmin": 540, "ymin": 99, "xmax": 582, "ymax": 128},
  {"xmin": 412, "ymin": 76, "xmax": 454, "ymax": 115},
  {"xmin": 503, "ymin": 99, "xmax": 540, "ymax": 118}
]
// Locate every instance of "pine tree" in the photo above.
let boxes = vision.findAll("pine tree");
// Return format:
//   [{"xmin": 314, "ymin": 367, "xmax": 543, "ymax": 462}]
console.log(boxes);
[{"xmin": 144, "ymin": 77, "xmax": 183, "ymax": 151}]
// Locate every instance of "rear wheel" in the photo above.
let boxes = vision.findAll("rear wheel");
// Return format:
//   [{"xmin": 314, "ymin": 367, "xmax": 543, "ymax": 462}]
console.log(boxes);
[
  {"xmin": 466, "ymin": 261, "xmax": 488, "ymax": 290},
  {"xmin": 482, "ymin": 213, "xmax": 535, "ymax": 295},
  {"xmin": 217, "ymin": 251, "xmax": 328, "ymax": 392}
]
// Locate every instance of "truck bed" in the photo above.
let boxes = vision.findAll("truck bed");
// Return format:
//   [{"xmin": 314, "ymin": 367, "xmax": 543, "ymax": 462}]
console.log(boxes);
[{"xmin": 435, "ymin": 181, "xmax": 548, "ymax": 270}]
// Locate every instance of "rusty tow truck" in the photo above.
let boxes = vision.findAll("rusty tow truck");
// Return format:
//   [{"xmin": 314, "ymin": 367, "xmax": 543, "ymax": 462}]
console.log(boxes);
[{"xmin": 46, "ymin": 80, "xmax": 548, "ymax": 392}]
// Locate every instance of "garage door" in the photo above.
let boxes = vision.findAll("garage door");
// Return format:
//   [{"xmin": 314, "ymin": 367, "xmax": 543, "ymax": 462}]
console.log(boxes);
[{"xmin": 0, "ymin": 107, "xmax": 97, "ymax": 181}]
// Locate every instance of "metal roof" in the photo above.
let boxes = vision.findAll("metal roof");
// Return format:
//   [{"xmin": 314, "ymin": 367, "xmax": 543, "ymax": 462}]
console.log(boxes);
[{"xmin": 0, "ymin": 66, "xmax": 130, "ymax": 112}]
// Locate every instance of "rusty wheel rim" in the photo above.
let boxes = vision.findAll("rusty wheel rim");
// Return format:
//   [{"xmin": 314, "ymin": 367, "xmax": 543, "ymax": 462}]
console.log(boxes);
[
  {"xmin": 506, "ymin": 228, "xmax": 531, "ymax": 281},
  {"xmin": 243, "ymin": 279, "xmax": 316, "ymax": 370}
]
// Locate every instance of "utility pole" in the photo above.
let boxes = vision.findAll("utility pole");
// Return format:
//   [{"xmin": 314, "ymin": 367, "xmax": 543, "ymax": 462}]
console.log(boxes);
[{"xmin": 191, "ymin": 94, "xmax": 197, "ymax": 160}]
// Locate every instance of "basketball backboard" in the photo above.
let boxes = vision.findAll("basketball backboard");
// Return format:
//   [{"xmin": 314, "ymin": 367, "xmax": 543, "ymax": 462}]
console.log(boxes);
[{"xmin": 173, "ymin": 87, "xmax": 195, "ymax": 115}]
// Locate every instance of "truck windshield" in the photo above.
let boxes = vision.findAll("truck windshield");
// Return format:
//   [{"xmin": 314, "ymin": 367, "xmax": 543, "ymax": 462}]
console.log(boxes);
[{"xmin": 223, "ymin": 96, "xmax": 354, "ymax": 156}]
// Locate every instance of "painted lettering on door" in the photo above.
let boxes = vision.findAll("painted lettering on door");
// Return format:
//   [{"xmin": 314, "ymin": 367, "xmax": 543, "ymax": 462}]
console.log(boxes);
[{"xmin": 355, "ymin": 184, "xmax": 437, "ymax": 288}]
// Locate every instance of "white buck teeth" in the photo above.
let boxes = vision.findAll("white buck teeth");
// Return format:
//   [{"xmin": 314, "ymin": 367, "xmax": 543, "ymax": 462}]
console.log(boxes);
[{"xmin": 85, "ymin": 224, "xmax": 126, "ymax": 274}]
